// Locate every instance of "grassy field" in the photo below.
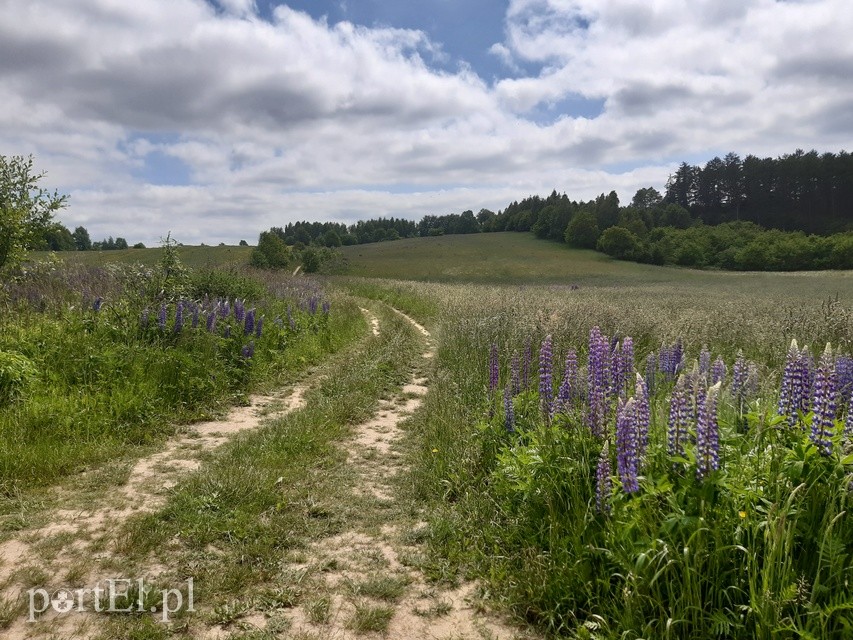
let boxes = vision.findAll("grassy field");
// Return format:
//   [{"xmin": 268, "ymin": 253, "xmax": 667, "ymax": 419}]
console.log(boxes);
[{"xmin": 35, "ymin": 244, "xmax": 253, "ymax": 269}]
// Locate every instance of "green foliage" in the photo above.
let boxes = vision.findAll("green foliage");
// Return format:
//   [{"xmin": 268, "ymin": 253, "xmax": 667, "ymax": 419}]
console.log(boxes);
[
  {"xmin": 564, "ymin": 210, "xmax": 601, "ymax": 248},
  {"xmin": 250, "ymin": 230, "xmax": 292, "ymax": 269},
  {"xmin": 0, "ymin": 155, "xmax": 68, "ymax": 273},
  {"xmin": 596, "ymin": 225, "xmax": 642, "ymax": 260},
  {"xmin": 0, "ymin": 351, "xmax": 37, "ymax": 405},
  {"xmin": 72, "ymin": 226, "xmax": 92, "ymax": 251},
  {"xmin": 154, "ymin": 233, "xmax": 191, "ymax": 298}
]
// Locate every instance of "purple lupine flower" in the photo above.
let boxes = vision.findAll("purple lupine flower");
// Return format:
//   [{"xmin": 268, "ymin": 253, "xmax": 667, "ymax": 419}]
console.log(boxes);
[
  {"xmin": 778, "ymin": 339, "xmax": 808, "ymax": 427},
  {"xmin": 731, "ymin": 350, "xmax": 748, "ymax": 403},
  {"xmin": 522, "ymin": 338, "xmax": 532, "ymax": 390},
  {"xmin": 504, "ymin": 386, "xmax": 515, "ymax": 433},
  {"xmin": 309, "ymin": 296, "xmax": 319, "ymax": 315},
  {"xmin": 510, "ymin": 351, "xmax": 520, "ymax": 396},
  {"xmin": 696, "ymin": 382, "xmax": 722, "ymax": 480},
  {"xmin": 241, "ymin": 341, "xmax": 255, "ymax": 359},
  {"xmin": 191, "ymin": 303, "xmax": 200, "ymax": 328},
  {"xmin": 140, "ymin": 308, "xmax": 149, "ymax": 329},
  {"xmin": 612, "ymin": 337, "xmax": 634, "ymax": 399},
  {"xmin": 586, "ymin": 326, "xmax": 610, "ymax": 437},
  {"xmin": 616, "ymin": 398, "xmax": 640, "ymax": 494},
  {"xmin": 489, "ymin": 343, "xmax": 499, "ymax": 394},
  {"xmin": 673, "ymin": 339, "xmax": 684, "ymax": 375},
  {"xmin": 845, "ymin": 390, "xmax": 853, "ymax": 442},
  {"xmin": 711, "ymin": 357, "xmax": 727, "ymax": 385},
  {"xmin": 234, "ymin": 299, "xmax": 246, "ymax": 323},
  {"xmin": 92, "ymin": 297, "xmax": 103, "ymax": 312},
  {"xmin": 699, "ymin": 345, "xmax": 711, "ymax": 376},
  {"xmin": 287, "ymin": 305, "xmax": 296, "ymax": 331},
  {"xmin": 668, "ymin": 374, "xmax": 690, "ymax": 460},
  {"xmin": 219, "ymin": 300, "xmax": 230, "ymax": 318},
  {"xmin": 206, "ymin": 311, "xmax": 217, "ymax": 333},
  {"xmin": 173, "ymin": 301, "xmax": 184, "ymax": 333},
  {"xmin": 557, "ymin": 348, "xmax": 578, "ymax": 413},
  {"xmin": 644, "ymin": 352, "xmax": 657, "ymax": 396},
  {"xmin": 255, "ymin": 315, "xmax": 264, "ymax": 338},
  {"xmin": 595, "ymin": 443, "xmax": 612, "ymax": 514},
  {"xmin": 244, "ymin": 308, "xmax": 255, "ymax": 336},
  {"xmin": 539, "ymin": 335, "xmax": 554, "ymax": 420},
  {"xmin": 810, "ymin": 344, "xmax": 837, "ymax": 456},
  {"xmin": 634, "ymin": 374, "xmax": 650, "ymax": 460},
  {"xmin": 158, "ymin": 304, "xmax": 167, "ymax": 330},
  {"xmin": 836, "ymin": 355, "xmax": 853, "ymax": 410}
]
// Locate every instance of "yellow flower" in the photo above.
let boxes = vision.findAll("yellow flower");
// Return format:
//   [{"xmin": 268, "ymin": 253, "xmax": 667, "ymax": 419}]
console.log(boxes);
[
  {"xmin": 738, "ymin": 510, "xmax": 747, "ymax": 519},
  {"xmin": 432, "ymin": 448, "xmax": 439, "ymax": 453}
]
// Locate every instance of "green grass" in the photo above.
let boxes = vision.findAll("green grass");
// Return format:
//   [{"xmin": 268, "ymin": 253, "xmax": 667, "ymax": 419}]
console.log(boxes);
[
  {"xmin": 339, "ymin": 232, "xmax": 853, "ymax": 290},
  {"xmin": 33, "ymin": 244, "xmax": 253, "ymax": 269}
]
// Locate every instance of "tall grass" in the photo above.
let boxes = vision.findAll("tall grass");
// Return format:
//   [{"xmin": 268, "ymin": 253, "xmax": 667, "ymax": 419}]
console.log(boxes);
[
  {"xmin": 0, "ymin": 257, "xmax": 363, "ymax": 496},
  {"xmin": 369, "ymin": 278, "xmax": 853, "ymax": 639}
]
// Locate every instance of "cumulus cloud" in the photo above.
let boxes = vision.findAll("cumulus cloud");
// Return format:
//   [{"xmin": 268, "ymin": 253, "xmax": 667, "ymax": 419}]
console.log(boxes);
[{"xmin": 0, "ymin": 0, "xmax": 851, "ymax": 244}]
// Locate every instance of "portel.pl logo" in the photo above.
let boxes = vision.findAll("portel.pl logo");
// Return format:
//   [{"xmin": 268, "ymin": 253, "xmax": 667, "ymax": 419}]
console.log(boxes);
[{"xmin": 27, "ymin": 578, "xmax": 194, "ymax": 622}]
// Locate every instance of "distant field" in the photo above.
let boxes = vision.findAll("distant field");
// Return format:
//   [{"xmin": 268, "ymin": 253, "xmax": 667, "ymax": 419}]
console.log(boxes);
[
  {"xmin": 35, "ymin": 244, "xmax": 253, "ymax": 269},
  {"xmin": 339, "ymin": 232, "xmax": 853, "ymax": 300}
]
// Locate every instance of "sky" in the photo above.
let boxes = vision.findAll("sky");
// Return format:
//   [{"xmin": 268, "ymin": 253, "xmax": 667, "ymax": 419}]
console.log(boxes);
[{"xmin": 2, "ymin": 0, "xmax": 852, "ymax": 246}]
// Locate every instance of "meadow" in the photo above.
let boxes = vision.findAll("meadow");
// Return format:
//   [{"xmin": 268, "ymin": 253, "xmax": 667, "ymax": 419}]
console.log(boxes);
[{"xmin": 4, "ymin": 233, "xmax": 853, "ymax": 638}]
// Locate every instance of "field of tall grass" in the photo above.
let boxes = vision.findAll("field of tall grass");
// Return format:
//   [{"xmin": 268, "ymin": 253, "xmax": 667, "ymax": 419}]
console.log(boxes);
[
  {"xmin": 352, "ymin": 270, "xmax": 853, "ymax": 638},
  {"xmin": 0, "ymin": 249, "xmax": 362, "ymax": 501}
]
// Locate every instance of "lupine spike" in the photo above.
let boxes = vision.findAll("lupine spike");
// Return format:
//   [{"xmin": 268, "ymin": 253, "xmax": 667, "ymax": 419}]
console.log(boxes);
[
  {"xmin": 191, "ymin": 303, "xmax": 200, "ymax": 328},
  {"xmin": 711, "ymin": 357, "xmax": 727, "ymax": 385},
  {"xmin": 244, "ymin": 308, "xmax": 255, "ymax": 336},
  {"xmin": 206, "ymin": 311, "xmax": 216, "ymax": 333},
  {"xmin": 634, "ymin": 373, "xmax": 650, "ymax": 460},
  {"xmin": 504, "ymin": 386, "xmax": 515, "ymax": 433},
  {"xmin": 699, "ymin": 345, "xmax": 711, "ymax": 376},
  {"xmin": 255, "ymin": 315, "xmax": 264, "ymax": 338},
  {"xmin": 173, "ymin": 301, "xmax": 184, "ymax": 333},
  {"xmin": 595, "ymin": 443, "xmax": 612, "ymax": 514},
  {"xmin": 668, "ymin": 374, "xmax": 690, "ymax": 460},
  {"xmin": 158, "ymin": 304, "xmax": 167, "ymax": 330},
  {"xmin": 845, "ymin": 389, "xmax": 853, "ymax": 442},
  {"xmin": 586, "ymin": 326, "xmax": 609, "ymax": 437},
  {"xmin": 557, "ymin": 348, "xmax": 578, "ymax": 413},
  {"xmin": 616, "ymin": 398, "xmax": 640, "ymax": 494},
  {"xmin": 696, "ymin": 382, "xmax": 722, "ymax": 480},
  {"xmin": 810, "ymin": 343, "xmax": 837, "ymax": 456},
  {"xmin": 539, "ymin": 335, "xmax": 554, "ymax": 420},
  {"xmin": 778, "ymin": 339, "xmax": 802, "ymax": 427}
]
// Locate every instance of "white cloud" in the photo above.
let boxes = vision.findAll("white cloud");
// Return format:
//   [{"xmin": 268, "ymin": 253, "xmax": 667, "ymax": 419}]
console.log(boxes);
[{"xmin": 1, "ymin": 0, "xmax": 852, "ymax": 245}]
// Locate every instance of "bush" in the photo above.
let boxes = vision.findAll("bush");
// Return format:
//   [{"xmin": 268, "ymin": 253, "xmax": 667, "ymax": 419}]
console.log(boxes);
[
  {"xmin": 250, "ymin": 231, "xmax": 291, "ymax": 269},
  {"xmin": 0, "ymin": 351, "xmax": 37, "ymax": 405},
  {"xmin": 596, "ymin": 226, "xmax": 641, "ymax": 260}
]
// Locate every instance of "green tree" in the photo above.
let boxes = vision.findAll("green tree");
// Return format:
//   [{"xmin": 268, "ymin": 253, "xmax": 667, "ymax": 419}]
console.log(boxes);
[
  {"xmin": 564, "ymin": 210, "xmax": 600, "ymax": 248},
  {"xmin": 0, "ymin": 155, "xmax": 68, "ymax": 272},
  {"xmin": 596, "ymin": 226, "xmax": 641, "ymax": 260},
  {"xmin": 72, "ymin": 226, "xmax": 92, "ymax": 251},
  {"xmin": 250, "ymin": 230, "xmax": 291, "ymax": 269}
]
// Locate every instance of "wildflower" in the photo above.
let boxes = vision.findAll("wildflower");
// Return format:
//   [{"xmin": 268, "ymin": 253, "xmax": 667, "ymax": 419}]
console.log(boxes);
[
  {"xmin": 696, "ymin": 382, "xmax": 722, "ymax": 480},
  {"xmin": 510, "ymin": 350, "xmax": 520, "ymax": 396},
  {"xmin": 699, "ymin": 345, "xmax": 711, "ymax": 376},
  {"xmin": 234, "ymin": 299, "xmax": 245, "ymax": 323},
  {"xmin": 634, "ymin": 374, "xmax": 650, "ymax": 459},
  {"xmin": 557, "ymin": 348, "xmax": 578, "ymax": 413},
  {"xmin": 810, "ymin": 344, "xmax": 837, "ymax": 456},
  {"xmin": 206, "ymin": 311, "xmax": 217, "ymax": 333},
  {"xmin": 731, "ymin": 350, "xmax": 748, "ymax": 402},
  {"xmin": 308, "ymin": 296, "xmax": 319, "ymax": 315},
  {"xmin": 595, "ymin": 443, "xmax": 612, "ymax": 514},
  {"xmin": 613, "ymin": 337, "xmax": 634, "ymax": 399},
  {"xmin": 845, "ymin": 390, "xmax": 853, "ymax": 442},
  {"xmin": 241, "ymin": 341, "xmax": 255, "ymax": 359},
  {"xmin": 668, "ymin": 375, "xmax": 690, "ymax": 460},
  {"xmin": 738, "ymin": 510, "xmax": 747, "ymax": 519},
  {"xmin": 539, "ymin": 335, "xmax": 554, "ymax": 420},
  {"xmin": 92, "ymin": 297, "xmax": 103, "ymax": 312},
  {"xmin": 504, "ymin": 386, "xmax": 515, "ymax": 433},
  {"xmin": 616, "ymin": 398, "xmax": 640, "ymax": 494},
  {"xmin": 255, "ymin": 315, "xmax": 264, "ymax": 338},
  {"xmin": 287, "ymin": 305, "xmax": 296, "ymax": 331},
  {"xmin": 586, "ymin": 326, "xmax": 610, "ymax": 437},
  {"xmin": 644, "ymin": 352, "xmax": 657, "ymax": 396},
  {"xmin": 711, "ymin": 357, "xmax": 727, "ymax": 385},
  {"xmin": 191, "ymin": 303, "xmax": 200, "ymax": 328},
  {"xmin": 158, "ymin": 304, "xmax": 167, "ymax": 330},
  {"xmin": 836, "ymin": 355, "xmax": 853, "ymax": 410},
  {"xmin": 778, "ymin": 340, "xmax": 810, "ymax": 427},
  {"xmin": 489, "ymin": 343, "xmax": 499, "ymax": 394},
  {"xmin": 219, "ymin": 300, "xmax": 230, "ymax": 318},
  {"xmin": 173, "ymin": 301, "xmax": 184, "ymax": 333},
  {"xmin": 244, "ymin": 308, "xmax": 255, "ymax": 336}
]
